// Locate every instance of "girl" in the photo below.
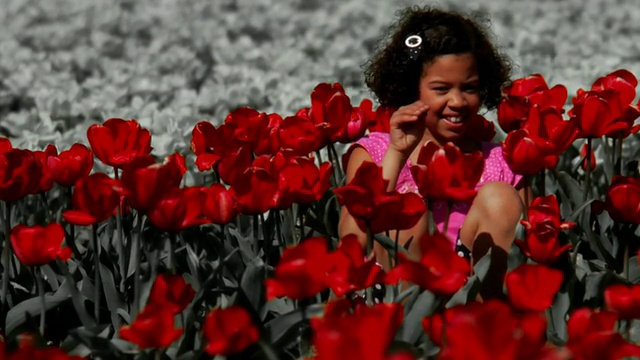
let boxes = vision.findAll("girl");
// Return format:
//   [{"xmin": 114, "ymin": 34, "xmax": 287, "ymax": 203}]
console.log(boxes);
[{"xmin": 338, "ymin": 6, "xmax": 528, "ymax": 299}]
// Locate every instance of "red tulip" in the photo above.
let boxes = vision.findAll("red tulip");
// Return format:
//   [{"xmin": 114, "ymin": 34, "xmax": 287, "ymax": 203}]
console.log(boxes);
[
  {"xmin": 10, "ymin": 223, "xmax": 71, "ymax": 267},
  {"xmin": 62, "ymin": 173, "xmax": 121, "ymax": 226},
  {"xmin": 254, "ymin": 113, "xmax": 283, "ymax": 156},
  {"xmin": 87, "ymin": 118, "xmax": 152, "ymax": 168},
  {"xmin": 202, "ymin": 183, "xmax": 238, "ymax": 224},
  {"xmin": 146, "ymin": 187, "xmax": 209, "ymax": 233},
  {"xmin": 6, "ymin": 335, "xmax": 85, "ymax": 360},
  {"xmin": 216, "ymin": 143, "xmax": 253, "ymax": 185},
  {"xmin": 190, "ymin": 121, "xmax": 223, "ymax": 171},
  {"xmin": 0, "ymin": 148, "xmax": 42, "ymax": 203},
  {"xmin": 224, "ymin": 107, "xmax": 270, "ymax": 150},
  {"xmin": 501, "ymin": 129, "xmax": 552, "ymax": 175},
  {"xmin": 463, "ymin": 114, "xmax": 496, "ymax": 142},
  {"xmin": 32, "ymin": 144, "xmax": 57, "ymax": 194},
  {"xmin": 516, "ymin": 195, "xmax": 574, "ymax": 265},
  {"xmin": 120, "ymin": 154, "xmax": 186, "ymax": 212},
  {"xmin": 0, "ymin": 137, "xmax": 11, "ymax": 153},
  {"xmin": 265, "ymin": 236, "xmax": 332, "ymax": 300},
  {"xmin": 566, "ymin": 307, "xmax": 640, "ymax": 360},
  {"xmin": 366, "ymin": 104, "xmax": 395, "ymax": 134},
  {"xmin": 120, "ymin": 304, "xmax": 182, "ymax": 349},
  {"xmin": 410, "ymin": 141, "xmax": 484, "ymax": 203},
  {"xmin": 505, "ymin": 264, "xmax": 563, "ymax": 312},
  {"xmin": 148, "ymin": 273, "xmax": 195, "ymax": 314},
  {"xmin": 604, "ymin": 284, "xmax": 640, "ymax": 319},
  {"xmin": 385, "ymin": 233, "xmax": 470, "ymax": 296},
  {"xmin": 580, "ymin": 142, "xmax": 597, "ymax": 171},
  {"xmin": 311, "ymin": 303, "xmax": 405, "ymax": 360},
  {"xmin": 603, "ymin": 176, "xmax": 640, "ymax": 224},
  {"xmin": 334, "ymin": 161, "xmax": 426, "ymax": 233},
  {"xmin": 334, "ymin": 98, "xmax": 372, "ymax": 144},
  {"xmin": 278, "ymin": 115, "xmax": 325, "ymax": 156},
  {"xmin": 47, "ymin": 144, "xmax": 94, "ymax": 187},
  {"xmin": 326, "ymin": 234, "xmax": 385, "ymax": 297},
  {"xmin": 231, "ymin": 166, "xmax": 281, "ymax": 215},
  {"xmin": 203, "ymin": 306, "xmax": 260, "ymax": 356},
  {"xmin": 434, "ymin": 301, "xmax": 551, "ymax": 360},
  {"xmin": 308, "ymin": 82, "xmax": 353, "ymax": 143}
]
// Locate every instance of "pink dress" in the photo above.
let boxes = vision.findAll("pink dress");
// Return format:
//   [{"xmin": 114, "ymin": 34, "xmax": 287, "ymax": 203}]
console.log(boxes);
[{"xmin": 345, "ymin": 132, "xmax": 523, "ymax": 249}]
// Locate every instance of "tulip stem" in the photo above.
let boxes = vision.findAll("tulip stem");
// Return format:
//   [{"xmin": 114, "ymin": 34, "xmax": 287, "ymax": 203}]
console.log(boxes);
[
  {"xmin": 616, "ymin": 134, "xmax": 623, "ymax": 176},
  {"xmin": 538, "ymin": 168, "xmax": 546, "ymax": 196},
  {"xmin": 65, "ymin": 187, "xmax": 81, "ymax": 259},
  {"xmin": 623, "ymin": 224, "xmax": 631, "ymax": 280},
  {"xmin": 260, "ymin": 213, "xmax": 270, "ymax": 260},
  {"xmin": 38, "ymin": 266, "xmax": 45, "ymax": 336},
  {"xmin": 132, "ymin": 214, "xmax": 144, "ymax": 319},
  {"xmin": 584, "ymin": 138, "xmax": 593, "ymax": 200},
  {"xmin": 394, "ymin": 230, "xmax": 400, "ymax": 268},
  {"xmin": 328, "ymin": 143, "xmax": 344, "ymax": 184},
  {"xmin": 113, "ymin": 167, "xmax": 126, "ymax": 293},
  {"xmin": 91, "ymin": 223, "xmax": 101, "ymax": 324},
  {"xmin": 274, "ymin": 211, "xmax": 284, "ymax": 255},
  {"xmin": 1, "ymin": 202, "xmax": 12, "ymax": 313},
  {"xmin": 168, "ymin": 233, "xmax": 177, "ymax": 274}
]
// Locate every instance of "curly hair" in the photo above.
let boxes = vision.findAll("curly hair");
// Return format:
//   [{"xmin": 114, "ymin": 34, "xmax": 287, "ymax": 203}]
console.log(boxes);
[{"xmin": 363, "ymin": 5, "xmax": 512, "ymax": 110}]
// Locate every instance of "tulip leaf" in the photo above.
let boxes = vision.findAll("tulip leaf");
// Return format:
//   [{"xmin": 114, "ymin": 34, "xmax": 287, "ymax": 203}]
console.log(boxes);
[
  {"xmin": 547, "ymin": 286, "xmax": 570, "ymax": 345},
  {"xmin": 6, "ymin": 278, "xmax": 73, "ymax": 335},
  {"xmin": 99, "ymin": 252, "xmax": 126, "ymax": 329},
  {"xmin": 399, "ymin": 290, "xmax": 438, "ymax": 345},
  {"xmin": 373, "ymin": 234, "xmax": 409, "ymax": 258},
  {"xmin": 57, "ymin": 259, "xmax": 96, "ymax": 329},
  {"xmin": 265, "ymin": 304, "xmax": 324, "ymax": 348},
  {"xmin": 583, "ymin": 271, "xmax": 615, "ymax": 305},
  {"xmin": 554, "ymin": 170, "xmax": 584, "ymax": 208},
  {"xmin": 445, "ymin": 249, "xmax": 492, "ymax": 309},
  {"xmin": 241, "ymin": 260, "xmax": 266, "ymax": 313},
  {"xmin": 185, "ymin": 242, "xmax": 201, "ymax": 291}
]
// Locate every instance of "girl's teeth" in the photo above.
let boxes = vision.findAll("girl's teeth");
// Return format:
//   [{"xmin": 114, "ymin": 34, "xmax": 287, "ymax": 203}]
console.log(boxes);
[{"xmin": 446, "ymin": 117, "xmax": 462, "ymax": 123}]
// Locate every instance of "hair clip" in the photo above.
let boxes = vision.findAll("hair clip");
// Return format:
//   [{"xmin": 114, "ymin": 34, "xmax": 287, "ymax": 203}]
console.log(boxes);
[{"xmin": 405, "ymin": 34, "xmax": 422, "ymax": 61}]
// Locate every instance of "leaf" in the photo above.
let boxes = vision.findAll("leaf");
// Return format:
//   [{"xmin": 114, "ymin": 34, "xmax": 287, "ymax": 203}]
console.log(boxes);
[
  {"xmin": 547, "ymin": 287, "xmax": 570, "ymax": 345},
  {"xmin": 554, "ymin": 170, "xmax": 584, "ymax": 209},
  {"xmin": 399, "ymin": 290, "xmax": 438, "ymax": 345},
  {"xmin": 185, "ymin": 242, "xmax": 201, "ymax": 291},
  {"xmin": 445, "ymin": 249, "xmax": 492, "ymax": 308},
  {"xmin": 265, "ymin": 304, "xmax": 324, "ymax": 347},
  {"xmin": 373, "ymin": 233, "xmax": 409, "ymax": 258},
  {"xmin": 583, "ymin": 271, "xmax": 615, "ymax": 304},
  {"xmin": 98, "ymin": 253, "xmax": 126, "ymax": 329},
  {"xmin": 6, "ymin": 278, "xmax": 72, "ymax": 335},
  {"xmin": 241, "ymin": 260, "xmax": 266, "ymax": 313}
]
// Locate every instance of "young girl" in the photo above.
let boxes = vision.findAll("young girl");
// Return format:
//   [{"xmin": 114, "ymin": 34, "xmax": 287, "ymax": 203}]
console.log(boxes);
[{"xmin": 338, "ymin": 6, "xmax": 528, "ymax": 299}]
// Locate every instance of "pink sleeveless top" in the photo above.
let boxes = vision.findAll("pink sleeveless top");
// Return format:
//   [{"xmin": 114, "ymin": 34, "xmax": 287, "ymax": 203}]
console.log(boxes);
[{"xmin": 345, "ymin": 132, "xmax": 523, "ymax": 249}]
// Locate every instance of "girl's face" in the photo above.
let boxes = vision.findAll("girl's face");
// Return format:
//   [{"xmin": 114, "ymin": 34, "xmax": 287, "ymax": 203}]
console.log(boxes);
[{"xmin": 418, "ymin": 53, "xmax": 482, "ymax": 147}]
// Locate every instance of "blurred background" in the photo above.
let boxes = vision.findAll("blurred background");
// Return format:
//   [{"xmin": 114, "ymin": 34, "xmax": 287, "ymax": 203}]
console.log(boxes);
[{"xmin": 1, "ymin": 0, "xmax": 639, "ymax": 155}]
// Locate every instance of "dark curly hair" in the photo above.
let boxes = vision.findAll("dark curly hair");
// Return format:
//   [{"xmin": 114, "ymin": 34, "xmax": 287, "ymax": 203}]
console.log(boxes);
[{"xmin": 363, "ymin": 5, "xmax": 512, "ymax": 110}]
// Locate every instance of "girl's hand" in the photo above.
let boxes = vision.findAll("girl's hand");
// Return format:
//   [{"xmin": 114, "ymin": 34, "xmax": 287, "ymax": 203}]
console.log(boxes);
[{"xmin": 388, "ymin": 101, "xmax": 429, "ymax": 157}]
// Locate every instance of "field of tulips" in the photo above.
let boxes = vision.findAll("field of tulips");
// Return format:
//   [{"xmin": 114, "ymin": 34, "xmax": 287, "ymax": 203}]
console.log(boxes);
[{"xmin": 2, "ymin": 0, "xmax": 640, "ymax": 359}]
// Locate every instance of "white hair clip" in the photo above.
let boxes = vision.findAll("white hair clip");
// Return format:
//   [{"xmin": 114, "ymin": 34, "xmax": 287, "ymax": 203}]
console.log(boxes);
[{"xmin": 405, "ymin": 35, "xmax": 422, "ymax": 60}]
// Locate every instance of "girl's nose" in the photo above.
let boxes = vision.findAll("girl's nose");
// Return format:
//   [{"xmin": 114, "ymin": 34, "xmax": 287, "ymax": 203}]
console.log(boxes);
[{"xmin": 449, "ymin": 90, "xmax": 467, "ymax": 108}]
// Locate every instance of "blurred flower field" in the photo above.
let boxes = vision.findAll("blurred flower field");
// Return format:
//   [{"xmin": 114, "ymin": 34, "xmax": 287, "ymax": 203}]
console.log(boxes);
[{"xmin": 1, "ymin": 0, "xmax": 640, "ymax": 153}]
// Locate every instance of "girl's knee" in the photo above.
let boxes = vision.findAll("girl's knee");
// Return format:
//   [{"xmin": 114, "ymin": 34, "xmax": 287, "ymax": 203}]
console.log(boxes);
[{"xmin": 475, "ymin": 181, "xmax": 523, "ymax": 218}]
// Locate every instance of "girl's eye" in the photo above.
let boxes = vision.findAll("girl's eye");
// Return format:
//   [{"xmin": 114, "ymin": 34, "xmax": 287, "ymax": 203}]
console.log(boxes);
[
  {"xmin": 433, "ymin": 87, "xmax": 448, "ymax": 93},
  {"xmin": 464, "ymin": 86, "xmax": 480, "ymax": 93}
]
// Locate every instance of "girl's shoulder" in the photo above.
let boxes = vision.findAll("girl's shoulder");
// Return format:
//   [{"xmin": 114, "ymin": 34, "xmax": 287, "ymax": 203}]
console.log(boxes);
[{"xmin": 345, "ymin": 132, "xmax": 391, "ymax": 165}]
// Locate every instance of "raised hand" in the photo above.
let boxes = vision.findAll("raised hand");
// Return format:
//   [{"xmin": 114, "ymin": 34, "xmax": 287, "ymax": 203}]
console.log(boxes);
[{"xmin": 388, "ymin": 101, "xmax": 429, "ymax": 157}]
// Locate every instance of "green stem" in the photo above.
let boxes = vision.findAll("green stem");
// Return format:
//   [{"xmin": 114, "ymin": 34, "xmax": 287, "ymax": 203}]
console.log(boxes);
[
  {"xmin": 38, "ymin": 266, "xmax": 45, "ymax": 335},
  {"xmin": 40, "ymin": 192, "xmax": 51, "ymax": 223},
  {"xmin": 584, "ymin": 138, "xmax": 593, "ymax": 200},
  {"xmin": 168, "ymin": 233, "xmax": 177, "ymax": 274},
  {"xmin": 394, "ymin": 230, "xmax": 400, "ymax": 268},
  {"xmin": 616, "ymin": 133, "xmax": 623, "ymax": 176},
  {"xmin": 315, "ymin": 150, "xmax": 324, "ymax": 166},
  {"xmin": 539, "ymin": 168, "xmax": 546, "ymax": 197},
  {"xmin": 113, "ymin": 167, "xmax": 126, "ymax": 293},
  {"xmin": 252, "ymin": 214, "xmax": 260, "ymax": 253},
  {"xmin": 623, "ymin": 224, "xmax": 630, "ymax": 280},
  {"xmin": 91, "ymin": 223, "xmax": 101, "ymax": 324},
  {"xmin": 1, "ymin": 202, "xmax": 11, "ymax": 312},
  {"xmin": 65, "ymin": 187, "xmax": 81, "ymax": 259},
  {"xmin": 275, "ymin": 211, "xmax": 284, "ymax": 255},
  {"xmin": 260, "ymin": 213, "xmax": 270, "ymax": 260},
  {"xmin": 132, "ymin": 214, "xmax": 144, "ymax": 319}
]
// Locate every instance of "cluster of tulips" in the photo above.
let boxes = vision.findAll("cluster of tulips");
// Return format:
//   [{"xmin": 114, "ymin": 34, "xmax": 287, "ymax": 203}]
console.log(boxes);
[{"xmin": 0, "ymin": 68, "xmax": 639, "ymax": 359}]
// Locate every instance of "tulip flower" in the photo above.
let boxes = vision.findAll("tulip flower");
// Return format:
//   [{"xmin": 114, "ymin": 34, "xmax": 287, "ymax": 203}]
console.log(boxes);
[
  {"xmin": 334, "ymin": 98, "xmax": 372, "ymax": 144},
  {"xmin": 0, "ymin": 137, "xmax": 11, "ymax": 153},
  {"xmin": 311, "ymin": 303, "xmax": 406, "ymax": 360},
  {"xmin": 254, "ymin": 113, "xmax": 283, "ymax": 156},
  {"xmin": 203, "ymin": 306, "xmax": 260, "ymax": 356},
  {"xmin": 231, "ymin": 166, "xmax": 281, "ymax": 215},
  {"xmin": 366, "ymin": 104, "xmax": 395, "ymax": 134},
  {"xmin": 385, "ymin": 233, "xmax": 470, "ymax": 296},
  {"xmin": 202, "ymin": 183, "xmax": 238, "ymax": 224},
  {"xmin": 410, "ymin": 141, "xmax": 484, "ymax": 203},
  {"xmin": 146, "ymin": 187, "xmax": 209, "ymax": 233},
  {"xmin": 120, "ymin": 304, "xmax": 182, "ymax": 349},
  {"xmin": 190, "ymin": 121, "xmax": 223, "ymax": 171},
  {"xmin": 10, "ymin": 223, "xmax": 71, "ymax": 267},
  {"xmin": 278, "ymin": 115, "xmax": 325, "ymax": 156},
  {"xmin": 308, "ymin": 82, "xmax": 353, "ymax": 143},
  {"xmin": 147, "ymin": 273, "xmax": 195, "ymax": 314},
  {"xmin": 604, "ymin": 284, "xmax": 640, "ymax": 319},
  {"xmin": 31, "ymin": 144, "xmax": 57, "ymax": 194},
  {"xmin": 265, "ymin": 236, "xmax": 333, "ymax": 300},
  {"xmin": 326, "ymin": 234, "xmax": 385, "ymax": 297},
  {"xmin": 0, "ymin": 148, "xmax": 42, "ymax": 203},
  {"xmin": 6, "ymin": 335, "xmax": 85, "ymax": 360},
  {"xmin": 62, "ymin": 173, "xmax": 121, "ymax": 226},
  {"xmin": 602, "ymin": 176, "xmax": 640, "ymax": 224},
  {"xmin": 87, "ymin": 118, "xmax": 152, "ymax": 169},
  {"xmin": 463, "ymin": 113, "xmax": 496, "ymax": 142},
  {"xmin": 505, "ymin": 264, "xmax": 563, "ymax": 312},
  {"xmin": 223, "ymin": 106, "xmax": 270, "ymax": 151},
  {"xmin": 334, "ymin": 161, "xmax": 426, "ymax": 234},
  {"xmin": 566, "ymin": 307, "xmax": 640, "ymax": 360},
  {"xmin": 47, "ymin": 144, "xmax": 94, "ymax": 188}
]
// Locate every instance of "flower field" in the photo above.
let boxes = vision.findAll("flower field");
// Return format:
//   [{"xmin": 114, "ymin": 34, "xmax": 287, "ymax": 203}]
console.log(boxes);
[{"xmin": 1, "ymin": 0, "xmax": 640, "ymax": 359}]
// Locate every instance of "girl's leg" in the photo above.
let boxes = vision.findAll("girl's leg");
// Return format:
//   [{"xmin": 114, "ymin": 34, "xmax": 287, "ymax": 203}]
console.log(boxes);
[{"xmin": 459, "ymin": 181, "xmax": 523, "ymax": 300}]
